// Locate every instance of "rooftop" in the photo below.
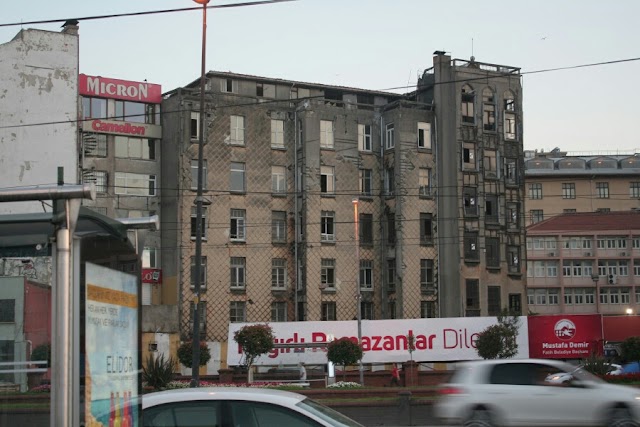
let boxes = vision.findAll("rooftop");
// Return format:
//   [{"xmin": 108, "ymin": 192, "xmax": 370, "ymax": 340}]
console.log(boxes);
[{"xmin": 527, "ymin": 211, "xmax": 640, "ymax": 233}]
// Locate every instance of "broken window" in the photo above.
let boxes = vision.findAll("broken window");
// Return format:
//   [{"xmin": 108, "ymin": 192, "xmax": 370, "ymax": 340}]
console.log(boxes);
[
  {"xmin": 461, "ymin": 85, "xmax": 475, "ymax": 124},
  {"xmin": 463, "ymin": 143, "xmax": 476, "ymax": 170},
  {"xmin": 485, "ymin": 194, "xmax": 499, "ymax": 224},
  {"xmin": 482, "ymin": 88, "xmax": 496, "ymax": 131},
  {"xmin": 464, "ymin": 187, "xmax": 478, "ymax": 216}
]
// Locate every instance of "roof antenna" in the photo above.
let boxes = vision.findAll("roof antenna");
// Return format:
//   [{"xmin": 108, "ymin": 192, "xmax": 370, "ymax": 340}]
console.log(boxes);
[{"xmin": 471, "ymin": 37, "xmax": 474, "ymax": 58}]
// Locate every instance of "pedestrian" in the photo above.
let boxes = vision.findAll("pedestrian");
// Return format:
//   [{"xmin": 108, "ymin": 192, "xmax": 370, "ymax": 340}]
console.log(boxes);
[
  {"xmin": 299, "ymin": 362, "xmax": 307, "ymax": 381},
  {"xmin": 391, "ymin": 365, "xmax": 400, "ymax": 386}
]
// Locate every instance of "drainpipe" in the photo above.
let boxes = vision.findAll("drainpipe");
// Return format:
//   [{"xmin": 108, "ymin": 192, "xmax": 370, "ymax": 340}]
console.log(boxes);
[{"xmin": 294, "ymin": 109, "xmax": 299, "ymax": 321}]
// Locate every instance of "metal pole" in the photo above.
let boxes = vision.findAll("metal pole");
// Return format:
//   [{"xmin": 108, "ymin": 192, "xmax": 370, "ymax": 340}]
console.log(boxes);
[
  {"xmin": 352, "ymin": 198, "xmax": 364, "ymax": 385},
  {"xmin": 190, "ymin": 0, "xmax": 209, "ymax": 388}
]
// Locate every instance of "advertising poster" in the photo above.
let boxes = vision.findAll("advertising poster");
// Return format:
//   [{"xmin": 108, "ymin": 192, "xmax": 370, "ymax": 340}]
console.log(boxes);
[
  {"xmin": 228, "ymin": 317, "xmax": 530, "ymax": 365},
  {"xmin": 528, "ymin": 314, "xmax": 603, "ymax": 359},
  {"xmin": 85, "ymin": 263, "xmax": 139, "ymax": 427}
]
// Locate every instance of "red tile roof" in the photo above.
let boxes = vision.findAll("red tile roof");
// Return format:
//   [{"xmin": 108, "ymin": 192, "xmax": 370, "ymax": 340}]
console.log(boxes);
[{"xmin": 527, "ymin": 211, "xmax": 640, "ymax": 233}]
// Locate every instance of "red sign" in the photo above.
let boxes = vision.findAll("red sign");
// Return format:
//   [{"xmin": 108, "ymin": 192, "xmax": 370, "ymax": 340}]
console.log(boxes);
[
  {"xmin": 90, "ymin": 119, "xmax": 147, "ymax": 136},
  {"xmin": 142, "ymin": 268, "xmax": 162, "ymax": 284},
  {"xmin": 79, "ymin": 74, "xmax": 162, "ymax": 104},
  {"xmin": 528, "ymin": 314, "xmax": 603, "ymax": 359}
]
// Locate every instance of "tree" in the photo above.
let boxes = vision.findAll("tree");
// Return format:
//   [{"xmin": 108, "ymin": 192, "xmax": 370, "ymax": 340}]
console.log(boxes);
[
  {"xmin": 475, "ymin": 309, "xmax": 520, "ymax": 360},
  {"xmin": 620, "ymin": 336, "xmax": 640, "ymax": 364},
  {"xmin": 407, "ymin": 332, "xmax": 416, "ymax": 362},
  {"xmin": 177, "ymin": 341, "xmax": 211, "ymax": 368},
  {"xmin": 31, "ymin": 343, "xmax": 51, "ymax": 367},
  {"xmin": 327, "ymin": 338, "xmax": 363, "ymax": 381},
  {"xmin": 233, "ymin": 324, "xmax": 275, "ymax": 369}
]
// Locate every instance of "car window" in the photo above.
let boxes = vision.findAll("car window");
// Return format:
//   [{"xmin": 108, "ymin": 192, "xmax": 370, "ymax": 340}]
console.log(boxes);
[
  {"xmin": 297, "ymin": 398, "xmax": 364, "ymax": 427},
  {"xmin": 228, "ymin": 401, "xmax": 323, "ymax": 427},
  {"xmin": 489, "ymin": 363, "xmax": 535, "ymax": 385},
  {"xmin": 143, "ymin": 400, "xmax": 220, "ymax": 427}
]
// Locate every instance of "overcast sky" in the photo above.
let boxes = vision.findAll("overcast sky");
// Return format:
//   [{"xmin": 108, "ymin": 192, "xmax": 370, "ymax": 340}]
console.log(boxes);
[{"xmin": 2, "ymin": 0, "xmax": 639, "ymax": 154}]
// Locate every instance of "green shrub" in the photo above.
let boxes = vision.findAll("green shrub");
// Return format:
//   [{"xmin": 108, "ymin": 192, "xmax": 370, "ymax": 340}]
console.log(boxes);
[
  {"xmin": 177, "ymin": 341, "xmax": 211, "ymax": 368},
  {"xmin": 582, "ymin": 353, "xmax": 613, "ymax": 376},
  {"xmin": 142, "ymin": 354, "xmax": 176, "ymax": 391}
]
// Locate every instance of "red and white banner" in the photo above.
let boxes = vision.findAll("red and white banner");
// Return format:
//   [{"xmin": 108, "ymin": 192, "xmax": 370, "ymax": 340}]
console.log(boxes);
[
  {"xmin": 528, "ymin": 314, "xmax": 603, "ymax": 359},
  {"xmin": 141, "ymin": 268, "xmax": 162, "ymax": 285},
  {"xmin": 79, "ymin": 74, "xmax": 162, "ymax": 104},
  {"xmin": 227, "ymin": 317, "xmax": 530, "ymax": 366}
]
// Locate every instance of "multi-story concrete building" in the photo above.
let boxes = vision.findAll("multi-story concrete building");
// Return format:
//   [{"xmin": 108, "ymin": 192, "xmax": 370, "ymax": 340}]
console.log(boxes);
[
  {"xmin": 161, "ymin": 52, "xmax": 526, "ymax": 368},
  {"xmin": 526, "ymin": 211, "xmax": 640, "ymax": 316},
  {"xmin": 524, "ymin": 148, "xmax": 640, "ymax": 224}
]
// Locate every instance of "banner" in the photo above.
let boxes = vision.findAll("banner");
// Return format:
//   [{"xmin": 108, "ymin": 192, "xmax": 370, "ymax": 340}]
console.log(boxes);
[
  {"xmin": 227, "ymin": 317, "xmax": 530, "ymax": 365},
  {"xmin": 528, "ymin": 314, "xmax": 603, "ymax": 359}
]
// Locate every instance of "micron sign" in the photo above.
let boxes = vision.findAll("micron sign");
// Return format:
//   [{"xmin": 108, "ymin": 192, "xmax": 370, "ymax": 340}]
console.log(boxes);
[{"xmin": 79, "ymin": 74, "xmax": 162, "ymax": 104}]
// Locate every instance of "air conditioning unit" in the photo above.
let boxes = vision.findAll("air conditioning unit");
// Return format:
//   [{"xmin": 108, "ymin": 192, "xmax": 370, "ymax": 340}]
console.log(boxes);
[
  {"xmin": 620, "ymin": 252, "xmax": 627, "ymax": 257},
  {"xmin": 608, "ymin": 274, "xmax": 616, "ymax": 285}
]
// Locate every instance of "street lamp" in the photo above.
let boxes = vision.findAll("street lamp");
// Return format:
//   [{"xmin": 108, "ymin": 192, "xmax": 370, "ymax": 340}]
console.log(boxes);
[
  {"xmin": 352, "ymin": 198, "xmax": 364, "ymax": 385},
  {"xmin": 626, "ymin": 308, "xmax": 634, "ymax": 315},
  {"xmin": 190, "ymin": 0, "xmax": 209, "ymax": 388}
]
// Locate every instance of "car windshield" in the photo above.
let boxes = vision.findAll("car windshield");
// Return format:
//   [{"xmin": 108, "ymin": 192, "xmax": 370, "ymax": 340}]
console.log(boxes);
[{"xmin": 297, "ymin": 398, "xmax": 364, "ymax": 427}]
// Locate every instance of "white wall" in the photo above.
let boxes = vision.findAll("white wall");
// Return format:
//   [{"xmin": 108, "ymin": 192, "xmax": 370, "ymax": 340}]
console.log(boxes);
[{"xmin": 0, "ymin": 28, "xmax": 79, "ymax": 214}]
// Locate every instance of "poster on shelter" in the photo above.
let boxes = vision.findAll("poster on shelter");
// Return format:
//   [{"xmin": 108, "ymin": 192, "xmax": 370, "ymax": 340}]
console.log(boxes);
[{"xmin": 85, "ymin": 263, "xmax": 139, "ymax": 427}]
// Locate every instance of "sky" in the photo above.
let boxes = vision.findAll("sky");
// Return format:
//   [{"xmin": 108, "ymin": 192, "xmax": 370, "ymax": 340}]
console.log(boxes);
[{"xmin": 2, "ymin": 0, "xmax": 639, "ymax": 154}]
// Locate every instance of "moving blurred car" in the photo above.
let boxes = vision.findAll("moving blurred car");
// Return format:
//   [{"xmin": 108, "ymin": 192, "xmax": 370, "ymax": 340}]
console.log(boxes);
[
  {"xmin": 545, "ymin": 363, "xmax": 623, "ymax": 384},
  {"xmin": 434, "ymin": 358, "xmax": 640, "ymax": 426},
  {"xmin": 142, "ymin": 387, "xmax": 364, "ymax": 427}
]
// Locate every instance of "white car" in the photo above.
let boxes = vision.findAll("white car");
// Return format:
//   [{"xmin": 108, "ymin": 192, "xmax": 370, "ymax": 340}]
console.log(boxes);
[
  {"xmin": 142, "ymin": 387, "xmax": 364, "ymax": 427},
  {"xmin": 434, "ymin": 358, "xmax": 640, "ymax": 426}
]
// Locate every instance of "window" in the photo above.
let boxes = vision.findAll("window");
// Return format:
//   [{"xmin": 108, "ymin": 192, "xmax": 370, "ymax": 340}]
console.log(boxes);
[
  {"xmin": 221, "ymin": 78, "xmax": 237, "ymax": 93},
  {"xmin": 321, "ymin": 211, "xmax": 335, "ymax": 242},
  {"xmin": 92, "ymin": 171, "xmax": 108, "ymax": 194},
  {"xmin": 508, "ymin": 246, "xmax": 521, "ymax": 273},
  {"xmin": 359, "ymin": 169, "xmax": 372, "ymax": 196},
  {"xmin": 420, "ymin": 259, "xmax": 435, "ymax": 293},
  {"xmin": 486, "ymin": 237, "xmax": 500, "ymax": 268},
  {"xmin": 529, "ymin": 183, "xmax": 542, "ymax": 199},
  {"xmin": 419, "ymin": 168, "xmax": 431, "ymax": 197},
  {"xmin": 191, "ymin": 160, "xmax": 207, "ymax": 190},
  {"xmin": 321, "ymin": 259, "xmax": 336, "ymax": 290},
  {"xmin": 229, "ymin": 115, "xmax": 245, "ymax": 145},
  {"xmin": 463, "ymin": 144, "xmax": 476, "ymax": 169},
  {"xmin": 420, "ymin": 213, "xmax": 433, "ymax": 245},
  {"xmin": 321, "ymin": 302, "xmax": 336, "ymax": 321},
  {"xmin": 507, "ymin": 202, "xmax": 519, "ymax": 229},
  {"xmin": 504, "ymin": 113, "xmax": 516, "ymax": 140},
  {"xmin": 463, "ymin": 187, "xmax": 478, "ymax": 216},
  {"xmin": 230, "ymin": 257, "xmax": 246, "ymax": 289},
  {"xmin": 320, "ymin": 166, "xmax": 335, "ymax": 194},
  {"xmin": 562, "ymin": 183, "xmax": 576, "ymax": 199},
  {"xmin": 115, "ymin": 136, "xmax": 155, "ymax": 160},
  {"xmin": 272, "ymin": 211, "xmax": 287, "ymax": 243},
  {"xmin": 82, "ymin": 96, "xmax": 107, "ymax": 119},
  {"xmin": 466, "ymin": 279, "xmax": 480, "ymax": 313},
  {"xmin": 483, "ymin": 150, "xmax": 498, "ymax": 178},
  {"xmin": 387, "ymin": 213, "xmax": 396, "ymax": 245},
  {"xmin": 230, "ymin": 162, "xmax": 245, "ymax": 192},
  {"xmin": 504, "ymin": 91, "xmax": 515, "ymax": 111},
  {"xmin": 482, "ymin": 88, "xmax": 496, "ymax": 131},
  {"xmin": 114, "ymin": 172, "xmax": 156, "ymax": 196},
  {"xmin": 190, "ymin": 206, "xmax": 207, "ymax": 240},
  {"xmin": 485, "ymin": 194, "xmax": 499, "ymax": 223},
  {"xmin": 189, "ymin": 301, "xmax": 206, "ymax": 336},
  {"xmin": 361, "ymin": 301, "xmax": 374, "ymax": 320},
  {"xmin": 142, "ymin": 247, "xmax": 158, "ymax": 269},
  {"xmin": 464, "ymin": 232, "xmax": 479, "ymax": 261},
  {"xmin": 271, "ymin": 258, "xmax": 287, "ymax": 289},
  {"xmin": 83, "ymin": 133, "xmax": 107, "ymax": 157},
  {"xmin": 421, "ymin": 301, "xmax": 437, "ymax": 318},
  {"xmin": 320, "ymin": 120, "xmax": 334, "ymax": 149},
  {"xmin": 564, "ymin": 208, "xmax": 577, "ymax": 213},
  {"xmin": 387, "ymin": 259, "xmax": 396, "ymax": 292},
  {"xmin": 0, "ymin": 300, "xmax": 15, "ymax": 322},
  {"xmin": 110, "ymin": 100, "xmax": 155, "ymax": 123},
  {"xmin": 596, "ymin": 182, "xmax": 610, "ymax": 199},
  {"xmin": 488, "ymin": 286, "xmax": 501, "ymax": 316},
  {"xmin": 360, "ymin": 260, "xmax": 373, "ymax": 290},
  {"xmin": 271, "ymin": 166, "xmax": 286, "ymax": 195},
  {"xmin": 461, "ymin": 85, "xmax": 475, "ymax": 124},
  {"xmin": 417, "ymin": 122, "xmax": 431, "ymax": 148},
  {"xmin": 504, "ymin": 158, "xmax": 517, "ymax": 185},
  {"xmin": 630, "ymin": 182, "xmax": 640, "ymax": 198},
  {"xmin": 385, "ymin": 123, "xmax": 395, "ymax": 149},
  {"xmin": 190, "ymin": 256, "xmax": 207, "ymax": 290},
  {"xmin": 358, "ymin": 124, "xmax": 372, "ymax": 151},
  {"xmin": 230, "ymin": 301, "xmax": 246, "ymax": 322},
  {"xmin": 271, "ymin": 119, "xmax": 284, "ymax": 148},
  {"xmin": 190, "ymin": 111, "xmax": 200, "ymax": 140},
  {"xmin": 384, "ymin": 167, "xmax": 394, "ymax": 196},
  {"xmin": 530, "ymin": 209, "xmax": 544, "ymax": 224},
  {"xmin": 388, "ymin": 301, "xmax": 397, "ymax": 319},
  {"xmin": 229, "ymin": 209, "xmax": 246, "ymax": 241},
  {"xmin": 271, "ymin": 302, "xmax": 287, "ymax": 322},
  {"xmin": 360, "ymin": 213, "xmax": 373, "ymax": 245}
]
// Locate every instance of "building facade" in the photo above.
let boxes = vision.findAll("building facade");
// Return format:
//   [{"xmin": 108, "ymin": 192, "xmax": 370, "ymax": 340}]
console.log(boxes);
[
  {"xmin": 161, "ymin": 53, "xmax": 527, "ymax": 368},
  {"xmin": 524, "ymin": 148, "xmax": 640, "ymax": 224},
  {"xmin": 526, "ymin": 211, "xmax": 640, "ymax": 316}
]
